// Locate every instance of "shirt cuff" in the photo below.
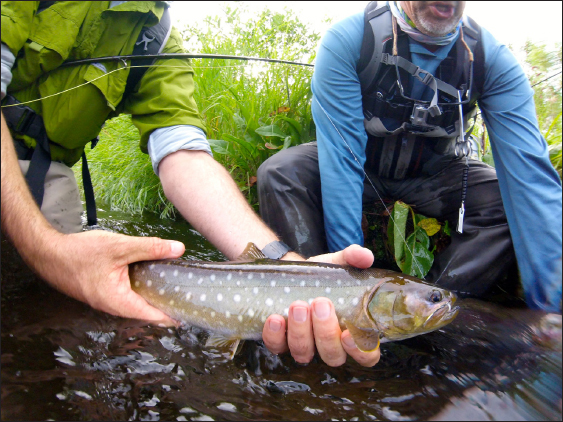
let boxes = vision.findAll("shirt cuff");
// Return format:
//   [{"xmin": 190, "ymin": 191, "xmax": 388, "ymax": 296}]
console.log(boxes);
[
  {"xmin": 148, "ymin": 125, "xmax": 212, "ymax": 176},
  {"xmin": 1, "ymin": 43, "xmax": 15, "ymax": 100}
]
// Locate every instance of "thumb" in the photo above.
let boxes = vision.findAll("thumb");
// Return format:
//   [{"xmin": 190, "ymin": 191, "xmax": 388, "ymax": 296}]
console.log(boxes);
[{"xmin": 118, "ymin": 235, "xmax": 185, "ymax": 264}]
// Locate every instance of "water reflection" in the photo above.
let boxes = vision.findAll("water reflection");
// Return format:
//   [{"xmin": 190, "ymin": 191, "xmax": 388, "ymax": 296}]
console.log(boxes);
[{"xmin": 1, "ymin": 206, "xmax": 561, "ymax": 420}]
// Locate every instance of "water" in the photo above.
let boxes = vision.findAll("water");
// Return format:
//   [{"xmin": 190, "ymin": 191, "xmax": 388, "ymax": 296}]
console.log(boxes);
[{"xmin": 2, "ymin": 206, "xmax": 561, "ymax": 421}]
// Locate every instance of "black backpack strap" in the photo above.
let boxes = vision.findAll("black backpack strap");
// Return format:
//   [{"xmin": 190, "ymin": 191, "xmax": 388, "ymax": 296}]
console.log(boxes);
[
  {"xmin": 3, "ymin": 95, "xmax": 98, "ymax": 226},
  {"xmin": 358, "ymin": 1, "xmax": 392, "ymax": 95},
  {"xmin": 124, "ymin": 6, "xmax": 172, "ymax": 97}
]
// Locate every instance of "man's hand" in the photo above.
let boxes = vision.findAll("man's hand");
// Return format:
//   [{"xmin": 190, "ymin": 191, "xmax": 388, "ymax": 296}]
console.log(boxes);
[
  {"xmin": 262, "ymin": 244, "xmax": 381, "ymax": 367},
  {"xmin": 31, "ymin": 230, "xmax": 185, "ymax": 325}
]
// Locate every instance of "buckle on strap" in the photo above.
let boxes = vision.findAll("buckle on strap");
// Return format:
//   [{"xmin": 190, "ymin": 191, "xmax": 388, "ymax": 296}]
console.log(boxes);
[
  {"xmin": 413, "ymin": 67, "xmax": 433, "ymax": 85},
  {"xmin": 2, "ymin": 95, "xmax": 45, "ymax": 139}
]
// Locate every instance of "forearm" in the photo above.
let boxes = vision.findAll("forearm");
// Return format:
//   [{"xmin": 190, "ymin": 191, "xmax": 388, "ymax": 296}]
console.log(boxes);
[{"xmin": 158, "ymin": 149, "xmax": 302, "ymax": 260}]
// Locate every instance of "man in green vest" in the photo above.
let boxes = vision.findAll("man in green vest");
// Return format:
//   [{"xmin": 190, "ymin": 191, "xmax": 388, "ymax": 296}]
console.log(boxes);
[{"xmin": 1, "ymin": 1, "xmax": 379, "ymax": 367}]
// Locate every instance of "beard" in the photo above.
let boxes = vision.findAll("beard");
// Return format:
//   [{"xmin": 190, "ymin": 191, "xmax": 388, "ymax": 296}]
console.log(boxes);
[{"xmin": 410, "ymin": 2, "xmax": 464, "ymax": 37}]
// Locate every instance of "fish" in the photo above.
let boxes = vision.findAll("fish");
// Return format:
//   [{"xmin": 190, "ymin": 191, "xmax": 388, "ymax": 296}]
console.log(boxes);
[{"xmin": 130, "ymin": 243, "xmax": 459, "ymax": 356}]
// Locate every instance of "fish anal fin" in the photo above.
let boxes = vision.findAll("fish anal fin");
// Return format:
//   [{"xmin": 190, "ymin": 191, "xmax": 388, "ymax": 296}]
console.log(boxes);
[
  {"xmin": 344, "ymin": 320, "xmax": 380, "ymax": 352},
  {"xmin": 236, "ymin": 242, "xmax": 267, "ymax": 261},
  {"xmin": 205, "ymin": 334, "xmax": 242, "ymax": 360}
]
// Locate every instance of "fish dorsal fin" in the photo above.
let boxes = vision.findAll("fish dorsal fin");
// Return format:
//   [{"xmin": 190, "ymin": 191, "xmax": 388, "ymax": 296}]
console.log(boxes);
[
  {"xmin": 205, "ymin": 334, "xmax": 242, "ymax": 360},
  {"xmin": 344, "ymin": 319, "xmax": 381, "ymax": 352},
  {"xmin": 236, "ymin": 242, "xmax": 267, "ymax": 261}
]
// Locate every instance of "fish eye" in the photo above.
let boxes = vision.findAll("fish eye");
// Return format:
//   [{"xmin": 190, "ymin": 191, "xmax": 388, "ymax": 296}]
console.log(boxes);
[{"xmin": 429, "ymin": 291, "xmax": 442, "ymax": 303}]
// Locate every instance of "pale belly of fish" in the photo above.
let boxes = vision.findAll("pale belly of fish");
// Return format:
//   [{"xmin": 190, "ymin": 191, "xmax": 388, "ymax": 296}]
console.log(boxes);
[{"xmin": 130, "ymin": 259, "xmax": 376, "ymax": 340}]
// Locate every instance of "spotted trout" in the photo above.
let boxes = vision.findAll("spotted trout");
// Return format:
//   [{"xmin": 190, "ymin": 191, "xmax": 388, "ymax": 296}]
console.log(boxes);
[{"xmin": 130, "ymin": 243, "xmax": 459, "ymax": 354}]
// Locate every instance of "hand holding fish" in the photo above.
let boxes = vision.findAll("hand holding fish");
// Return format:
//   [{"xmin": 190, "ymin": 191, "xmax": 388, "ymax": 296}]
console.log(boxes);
[{"xmin": 263, "ymin": 244, "xmax": 381, "ymax": 367}]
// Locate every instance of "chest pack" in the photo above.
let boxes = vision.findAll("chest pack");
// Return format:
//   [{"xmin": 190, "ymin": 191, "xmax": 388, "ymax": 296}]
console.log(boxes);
[
  {"xmin": 3, "ymin": 1, "xmax": 172, "ymax": 227},
  {"xmin": 356, "ymin": 1, "xmax": 484, "ymax": 180}
]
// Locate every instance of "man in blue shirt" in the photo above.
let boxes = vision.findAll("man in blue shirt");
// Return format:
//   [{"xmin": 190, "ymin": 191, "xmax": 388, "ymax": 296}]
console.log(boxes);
[{"xmin": 258, "ymin": 1, "xmax": 562, "ymax": 314}]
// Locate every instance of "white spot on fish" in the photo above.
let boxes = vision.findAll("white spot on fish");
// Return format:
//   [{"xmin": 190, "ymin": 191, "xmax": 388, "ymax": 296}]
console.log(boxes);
[
  {"xmin": 238, "ymin": 315, "xmax": 243, "ymax": 322},
  {"xmin": 300, "ymin": 281, "xmax": 306, "ymax": 287},
  {"xmin": 248, "ymin": 309, "xmax": 255, "ymax": 317},
  {"xmin": 219, "ymin": 321, "xmax": 224, "ymax": 326},
  {"xmin": 338, "ymin": 298, "xmax": 344, "ymax": 305},
  {"xmin": 227, "ymin": 274, "xmax": 232, "ymax": 281},
  {"xmin": 270, "ymin": 280, "xmax": 276, "ymax": 287},
  {"xmin": 200, "ymin": 294, "xmax": 206, "ymax": 302},
  {"xmin": 325, "ymin": 287, "xmax": 331, "ymax": 294},
  {"xmin": 356, "ymin": 280, "xmax": 361, "ymax": 285},
  {"xmin": 248, "ymin": 274, "xmax": 253, "ymax": 280},
  {"xmin": 315, "ymin": 280, "xmax": 320, "ymax": 287},
  {"xmin": 283, "ymin": 308, "xmax": 289, "ymax": 316},
  {"xmin": 185, "ymin": 292, "xmax": 192, "ymax": 301},
  {"xmin": 197, "ymin": 278, "xmax": 203, "ymax": 285},
  {"xmin": 337, "ymin": 279, "xmax": 341, "ymax": 285},
  {"xmin": 307, "ymin": 269, "xmax": 312, "ymax": 274},
  {"xmin": 169, "ymin": 300, "xmax": 175, "ymax": 305},
  {"xmin": 234, "ymin": 294, "xmax": 241, "ymax": 302},
  {"xmin": 147, "ymin": 280, "xmax": 152, "ymax": 287},
  {"xmin": 193, "ymin": 311, "xmax": 198, "ymax": 315},
  {"xmin": 211, "ymin": 312, "xmax": 216, "ymax": 317},
  {"xmin": 260, "ymin": 273, "xmax": 265, "ymax": 279},
  {"xmin": 217, "ymin": 293, "xmax": 223, "ymax": 301},
  {"xmin": 188, "ymin": 272, "xmax": 193, "ymax": 279},
  {"xmin": 141, "ymin": 270, "xmax": 146, "ymax": 275},
  {"xmin": 135, "ymin": 281, "xmax": 140, "ymax": 287},
  {"xmin": 238, "ymin": 270, "xmax": 243, "ymax": 276},
  {"xmin": 265, "ymin": 298, "xmax": 273, "ymax": 306},
  {"xmin": 225, "ymin": 311, "xmax": 231, "ymax": 318},
  {"xmin": 210, "ymin": 274, "xmax": 216, "ymax": 281},
  {"xmin": 261, "ymin": 316, "xmax": 267, "ymax": 323},
  {"xmin": 149, "ymin": 264, "xmax": 155, "ymax": 270},
  {"xmin": 253, "ymin": 287, "xmax": 259, "ymax": 294},
  {"xmin": 352, "ymin": 297, "xmax": 359, "ymax": 305},
  {"xmin": 284, "ymin": 287, "xmax": 291, "ymax": 294},
  {"xmin": 281, "ymin": 273, "xmax": 286, "ymax": 278},
  {"xmin": 228, "ymin": 287, "xmax": 231, "ymax": 291},
  {"xmin": 174, "ymin": 286, "xmax": 180, "ymax": 292},
  {"xmin": 279, "ymin": 298, "xmax": 284, "ymax": 303},
  {"xmin": 160, "ymin": 271, "xmax": 166, "ymax": 278},
  {"xmin": 236, "ymin": 281, "xmax": 241, "ymax": 286},
  {"xmin": 159, "ymin": 289, "xmax": 165, "ymax": 295},
  {"xmin": 173, "ymin": 270, "xmax": 178, "ymax": 277},
  {"xmin": 244, "ymin": 287, "xmax": 248, "ymax": 291}
]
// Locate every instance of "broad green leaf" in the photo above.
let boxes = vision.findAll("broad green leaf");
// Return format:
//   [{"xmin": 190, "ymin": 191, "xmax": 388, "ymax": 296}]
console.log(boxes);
[
  {"xmin": 387, "ymin": 201, "xmax": 409, "ymax": 263},
  {"xmin": 275, "ymin": 115, "xmax": 303, "ymax": 136},
  {"xmin": 208, "ymin": 138, "xmax": 230, "ymax": 155},
  {"xmin": 255, "ymin": 124, "xmax": 287, "ymax": 138},
  {"xmin": 400, "ymin": 232, "xmax": 434, "ymax": 278},
  {"xmin": 418, "ymin": 218, "xmax": 441, "ymax": 237},
  {"xmin": 443, "ymin": 220, "xmax": 451, "ymax": 236}
]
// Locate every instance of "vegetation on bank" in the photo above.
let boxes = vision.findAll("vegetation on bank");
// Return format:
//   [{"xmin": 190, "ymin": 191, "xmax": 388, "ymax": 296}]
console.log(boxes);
[{"xmin": 76, "ymin": 6, "xmax": 562, "ymax": 269}]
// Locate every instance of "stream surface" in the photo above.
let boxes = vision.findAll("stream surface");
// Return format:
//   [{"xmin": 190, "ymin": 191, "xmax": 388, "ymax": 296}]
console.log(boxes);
[{"xmin": 1, "ymin": 205, "xmax": 561, "ymax": 421}]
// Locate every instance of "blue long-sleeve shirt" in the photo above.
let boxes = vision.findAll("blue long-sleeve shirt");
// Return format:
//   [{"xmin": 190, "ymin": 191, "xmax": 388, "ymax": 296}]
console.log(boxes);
[{"xmin": 311, "ymin": 11, "xmax": 562, "ymax": 312}]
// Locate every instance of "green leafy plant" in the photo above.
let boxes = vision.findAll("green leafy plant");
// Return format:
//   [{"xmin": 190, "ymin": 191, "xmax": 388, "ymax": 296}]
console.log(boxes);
[{"xmin": 386, "ymin": 201, "xmax": 448, "ymax": 278}]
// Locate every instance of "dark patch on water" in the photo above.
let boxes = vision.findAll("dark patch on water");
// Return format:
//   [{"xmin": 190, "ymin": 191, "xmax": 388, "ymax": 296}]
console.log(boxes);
[{"xmin": 1, "ymin": 206, "xmax": 561, "ymax": 420}]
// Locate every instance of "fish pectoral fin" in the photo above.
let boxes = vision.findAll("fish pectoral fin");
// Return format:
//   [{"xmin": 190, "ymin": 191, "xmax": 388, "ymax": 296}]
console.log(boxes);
[
  {"xmin": 205, "ymin": 334, "xmax": 242, "ymax": 360},
  {"xmin": 236, "ymin": 242, "xmax": 267, "ymax": 261},
  {"xmin": 345, "ymin": 321, "xmax": 381, "ymax": 353}
]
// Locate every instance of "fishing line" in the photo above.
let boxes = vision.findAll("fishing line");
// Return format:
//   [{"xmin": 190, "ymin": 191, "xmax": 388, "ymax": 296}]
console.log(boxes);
[
  {"xmin": 0, "ymin": 62, "xmax": 312, "ymax": 109},
  {"xmin": 313, "ymin": 97, "xmax": 426, "ymax": 278}
]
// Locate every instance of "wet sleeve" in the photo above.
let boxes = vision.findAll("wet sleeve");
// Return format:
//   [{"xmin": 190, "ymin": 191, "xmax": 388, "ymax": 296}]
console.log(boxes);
[
  {"xmin": 478, "ymin": 28, "xmax": 562, "ymax": 312},
  {"xmin": 122, "ymin": 26, "xmax": 207, "ymax": 152},
  {"xmin": 312, "ymin": 13, "xmax": 368, "ymax": 252}
]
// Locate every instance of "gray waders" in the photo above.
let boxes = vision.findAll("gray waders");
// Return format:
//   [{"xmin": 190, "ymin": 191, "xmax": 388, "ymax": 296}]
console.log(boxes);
[{"xmin": 257, "ymin": 142, "xmax": 517, "ymax": 298}]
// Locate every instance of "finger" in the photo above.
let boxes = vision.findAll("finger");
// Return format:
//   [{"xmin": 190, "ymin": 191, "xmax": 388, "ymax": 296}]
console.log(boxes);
[
  {"xmin": 262, "ymin": 315, "xmax": 289, "ymax": 355},
  {"xmin": 311, "ymin": 298, "xmax": 347, "ymax": 367},
  {"xmin": 306, "ymin": 244, "xmax": 373, "ymax": 269},
  {"xmin": 107, "ymin": 234, "xmax": 185, "ymax": 264},
  {"xmin": 341, "ymin": 330, "xmax": 381, "ymax": 367},
  {"xmin": 287, "ymin": 301, "xmax": 315, "ymax": 364}
]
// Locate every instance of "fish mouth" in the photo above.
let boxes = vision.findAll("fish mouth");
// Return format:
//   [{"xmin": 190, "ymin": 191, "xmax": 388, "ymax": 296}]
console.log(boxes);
[{"xmin": 424, "ymin": 301, "xmax": 460, "ymax": 328}]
